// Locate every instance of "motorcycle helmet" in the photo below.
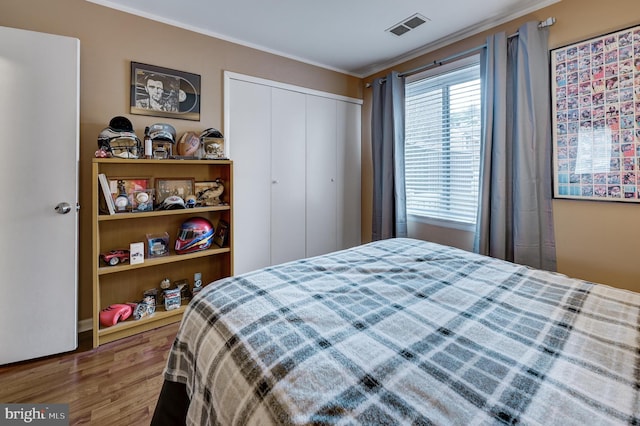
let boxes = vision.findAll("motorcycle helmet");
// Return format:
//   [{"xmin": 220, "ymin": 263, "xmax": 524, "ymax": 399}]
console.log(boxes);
[
  {"xmin": 97, "ymin": 116, "xmax": 142, "ymax": 159},
  {"xmin": 175, "ymin": 217, "xmax": 214, "ymax": 254}
]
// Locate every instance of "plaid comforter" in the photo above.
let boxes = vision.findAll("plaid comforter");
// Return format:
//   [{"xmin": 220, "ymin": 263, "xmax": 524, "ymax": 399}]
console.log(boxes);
[{"xmin": 163, "ymin": 238, "xmax": 640, "ymax": 425}]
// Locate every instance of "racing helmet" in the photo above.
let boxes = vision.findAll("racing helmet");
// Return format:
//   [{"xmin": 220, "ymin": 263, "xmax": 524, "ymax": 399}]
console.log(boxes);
[
  {"xmin": 97, "ymin": 116, "xmax": 142, "ymax": 159},
  {"xmin": 175, "ymin": 217, "xmax": 214, "ymax": 254}
]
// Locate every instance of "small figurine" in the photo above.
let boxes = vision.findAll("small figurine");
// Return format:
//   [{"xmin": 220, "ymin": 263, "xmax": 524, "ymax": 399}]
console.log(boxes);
[
  {"xmin": 160, "ymin": 278, "xmax": 171, "ymax": 290},
  {"xmin": 192, "ymin": 272, "xmax": 203, "ymax": 296},
  {"xmin": 95, "ymin": 147, "xmax": 112, "ymax": 158}
]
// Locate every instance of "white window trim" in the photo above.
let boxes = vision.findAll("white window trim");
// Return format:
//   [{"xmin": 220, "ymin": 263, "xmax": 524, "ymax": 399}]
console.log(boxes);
[
  {"xmin": 408, "ymin": 213, "xmax": 476, "ymax": 232},
  {"xmin": 404, "ymin": 54, "xmax": 481, "ymax": 230}
]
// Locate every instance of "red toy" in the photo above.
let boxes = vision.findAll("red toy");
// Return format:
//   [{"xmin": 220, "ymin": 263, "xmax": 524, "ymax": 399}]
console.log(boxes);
[
  {"xmin": 99, "ymin": 304, "xmax": 133, "ymax": 327},
  {"xmin": 100, "ymin": 249, "xmax": 130, "ymax": 266}
]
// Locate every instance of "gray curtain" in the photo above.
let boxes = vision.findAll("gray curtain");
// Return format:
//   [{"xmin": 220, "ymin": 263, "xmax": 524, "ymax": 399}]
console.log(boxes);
[
  {"xmin": 474, "ymin": 21, "xmax": 557, "ymax": 271},
  {"xmin": 371, "ymin": 71, "xmax": 407, "ymax": 241}
]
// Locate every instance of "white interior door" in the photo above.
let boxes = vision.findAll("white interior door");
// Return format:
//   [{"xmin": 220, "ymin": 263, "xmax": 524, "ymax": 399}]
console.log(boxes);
[{"xmin": 0, "ymin": 26, "xmax": 79, "ymax": 365}]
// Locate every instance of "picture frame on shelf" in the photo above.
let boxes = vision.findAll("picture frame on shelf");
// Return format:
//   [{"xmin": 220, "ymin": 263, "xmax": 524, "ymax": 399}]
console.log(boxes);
[
  {"xmin": 130, "ymin": 61, "xmax": 201, "ymax": 121},
  {"xmin": 155, "ymin": 178, "xmax": 195, "ymax": 205},
  {"xmin": 213, "ymin": 220, "xmax": 229, "ymax": 248}
]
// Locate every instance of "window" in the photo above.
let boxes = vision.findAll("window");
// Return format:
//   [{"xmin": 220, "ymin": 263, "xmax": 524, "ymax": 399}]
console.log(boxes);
[{"xmin": 404, "ymin": 56, "xmax": 482, "ymax": 229}]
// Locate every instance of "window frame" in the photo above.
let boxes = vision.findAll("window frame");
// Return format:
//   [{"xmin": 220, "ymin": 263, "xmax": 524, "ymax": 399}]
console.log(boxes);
[{"xmin": 404, "ymin": 55, "xmax": 482, "ymax": 231}]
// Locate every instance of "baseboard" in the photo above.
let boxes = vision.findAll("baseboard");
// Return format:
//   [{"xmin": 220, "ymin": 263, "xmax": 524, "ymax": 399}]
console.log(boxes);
[{"xmin": 78, "ymin": 318, "xmax": 93, "ymax": 333}]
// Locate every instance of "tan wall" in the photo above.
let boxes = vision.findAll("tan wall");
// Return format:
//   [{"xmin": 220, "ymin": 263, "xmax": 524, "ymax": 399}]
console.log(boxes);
[
  {"xmin": 3, "ymin": 0, "xmax": 640, "ymax": 324},
  {"xmin": 1, "ymin": 0, "xmax": 362, "ymax": 321},
  {"xmin": 363, "ymin": 0, "xmax": 640, "ymax": 292}
]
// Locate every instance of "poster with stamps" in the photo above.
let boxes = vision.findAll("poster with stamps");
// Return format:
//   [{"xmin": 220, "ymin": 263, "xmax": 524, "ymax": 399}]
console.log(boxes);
[{"xmin": 551, "ymin": 25, "xmax": 640, "ymax": 202}]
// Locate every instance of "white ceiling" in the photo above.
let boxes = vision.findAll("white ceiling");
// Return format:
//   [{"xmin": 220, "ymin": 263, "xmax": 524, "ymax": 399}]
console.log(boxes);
[{"xmin": 87, "ymin": 0, "xmax": 560, "ymax": 77}]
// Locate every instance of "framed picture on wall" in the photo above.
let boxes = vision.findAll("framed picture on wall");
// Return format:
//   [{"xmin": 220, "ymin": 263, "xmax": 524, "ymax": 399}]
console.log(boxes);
[
  {"xmin": 550, "ymin": 24, "xmax": 640, "ymax": 202},
  {"xmin": 130, "ymin": 62, "xmax": 200, "ymax": 121}
]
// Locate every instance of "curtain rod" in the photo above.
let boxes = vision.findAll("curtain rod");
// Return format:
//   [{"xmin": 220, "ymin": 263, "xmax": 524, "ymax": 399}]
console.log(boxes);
[{"xmin": 366, "ymin": 17, "xmax": 556, "ymax": 87}]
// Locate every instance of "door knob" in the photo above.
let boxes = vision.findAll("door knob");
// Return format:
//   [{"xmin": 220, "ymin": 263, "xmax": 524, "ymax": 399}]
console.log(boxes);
[{"xmin": 55, "ymin": 202, "xmax": 72, "ymax": 214}]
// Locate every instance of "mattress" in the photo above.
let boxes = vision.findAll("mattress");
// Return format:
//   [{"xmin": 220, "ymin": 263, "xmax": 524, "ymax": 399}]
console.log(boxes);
[{"xmin": 156, "ymin": 238, "xmax": 640, "ymax": 425}]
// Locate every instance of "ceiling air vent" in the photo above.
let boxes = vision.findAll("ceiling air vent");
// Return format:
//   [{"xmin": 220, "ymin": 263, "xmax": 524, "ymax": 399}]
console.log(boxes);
[{"xmin": 386, "ymin": 13, "xmax": 429, "ymax": 36}]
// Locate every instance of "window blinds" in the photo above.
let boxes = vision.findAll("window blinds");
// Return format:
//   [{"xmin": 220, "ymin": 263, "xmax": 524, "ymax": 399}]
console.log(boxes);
[{"xmin": 405, "ymin": 61, "xmax": 481, "ymax": 225}]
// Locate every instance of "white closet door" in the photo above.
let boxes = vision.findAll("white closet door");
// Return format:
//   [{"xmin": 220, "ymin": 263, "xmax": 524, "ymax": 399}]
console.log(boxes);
[
  {"xmin": 337, "ymin": 100, "xmax": 362, "ymax": 250},
  {"xmin": 271, "ymin": 88, "xmax": 306, "ymax": 265},
  {"xmin": 230, "ymin": 79, "xmax": 272, "ymax": 274},
  {"xmin": 306, "ymin": 95, "xmax": 338, "ymax": 257},
  {"xmin": 226, "ymin": 71, "xmax": 362, "ymax": 273}
]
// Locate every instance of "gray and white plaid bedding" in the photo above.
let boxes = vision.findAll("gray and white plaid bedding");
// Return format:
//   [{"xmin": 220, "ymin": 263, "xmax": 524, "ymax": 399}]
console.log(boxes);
[{"xmin": 163, "ymin": 238, "xmax": 640, "ymax": 425}]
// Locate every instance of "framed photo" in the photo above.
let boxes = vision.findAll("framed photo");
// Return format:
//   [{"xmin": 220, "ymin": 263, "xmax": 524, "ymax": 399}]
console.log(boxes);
[
  {"xmin": 213, "ymin": 220, "xmax": 229, "ymax": 247},
  {"xmin": 108, "ymin": 177, "xmax": 150, "ymax": 212},
  {"xmin": 194, "ymin": 180, "xmax": 225, "ymax": 206},
  {"xmin": 550, "ymin": 24, "xmax": 640, "ymax": 202},
  {"xmin": 130, "ymin": 62, "xmax": 200, "ymax": 121},
  {"xmin": 154, "ymin": 178, "xmax": 195, "ymax": 204}
]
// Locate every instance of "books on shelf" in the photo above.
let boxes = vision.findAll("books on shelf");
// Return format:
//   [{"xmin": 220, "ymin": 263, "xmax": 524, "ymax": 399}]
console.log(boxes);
[{"xmin": 98, "ymin": 173, "xmax": 115, "ymax": 215}]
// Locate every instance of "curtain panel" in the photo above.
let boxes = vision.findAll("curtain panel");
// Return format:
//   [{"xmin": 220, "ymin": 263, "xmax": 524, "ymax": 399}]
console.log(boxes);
[
  {"xmin": 475, "ymin": 21, "xmax": 557, "ymax": 271},
  {"xmin": 371, "ymin": 71, "xmax": 407, "ymax": 241}
]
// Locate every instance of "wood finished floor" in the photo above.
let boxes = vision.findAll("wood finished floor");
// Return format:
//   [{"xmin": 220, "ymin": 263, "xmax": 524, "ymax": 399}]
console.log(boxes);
[{"xmin": 0, "ymin": 322, "xmax": 179, "ymax": 425}]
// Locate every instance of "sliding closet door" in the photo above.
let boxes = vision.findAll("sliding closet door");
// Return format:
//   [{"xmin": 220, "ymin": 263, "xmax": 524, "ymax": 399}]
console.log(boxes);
[
  {"xmin": 229, "ymin": 79, "xmax": 272, "ymax": 274},
  {"xmin": 306, "ymin": 95, "xmax": 338, "ymax": 257},
  {"xmin": 271, "ymin": 88, "xmax": 306, "ymax": 265}
]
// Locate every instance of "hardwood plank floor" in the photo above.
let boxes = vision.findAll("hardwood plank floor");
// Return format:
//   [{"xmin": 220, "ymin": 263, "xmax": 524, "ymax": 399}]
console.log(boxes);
[{"xmin": 0, "ymin": 323, "xmax": 179, "ymax": 425}]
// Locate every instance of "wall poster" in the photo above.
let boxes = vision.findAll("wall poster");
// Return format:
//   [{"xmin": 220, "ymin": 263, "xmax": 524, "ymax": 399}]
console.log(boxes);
[
  {"xmin": 551, "ymin": 25, "xmax": 640, "ymax": 202},
  {"xmin": 130, "ymin": 62, "xmax": 201, "ymax": 121}
]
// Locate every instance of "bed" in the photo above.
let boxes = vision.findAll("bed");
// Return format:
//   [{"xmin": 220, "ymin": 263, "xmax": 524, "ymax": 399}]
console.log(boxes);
[{"xmin": 151, "ymin": 237, "xmax": 640, "ymax": 425}]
